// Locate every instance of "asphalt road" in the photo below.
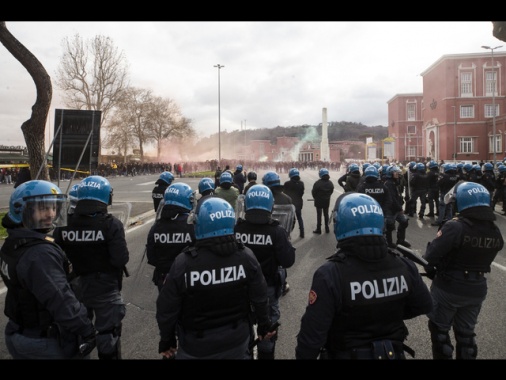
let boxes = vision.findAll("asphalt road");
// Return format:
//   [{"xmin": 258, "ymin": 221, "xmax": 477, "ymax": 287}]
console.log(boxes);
[{"xmin": 0, "ymin": 169, "xmax": 505, "ymax": 360}]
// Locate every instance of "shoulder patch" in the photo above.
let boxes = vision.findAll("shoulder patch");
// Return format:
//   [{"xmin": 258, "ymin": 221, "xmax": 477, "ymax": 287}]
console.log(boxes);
[{"xmin": 308, "ymin": 289, "xmax": 317, "ymax": 305}]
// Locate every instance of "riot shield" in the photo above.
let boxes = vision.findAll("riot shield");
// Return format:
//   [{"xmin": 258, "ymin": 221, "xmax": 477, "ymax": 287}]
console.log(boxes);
[
  {"xmin": 236, "ymin": 194, "xmax": 246, "ymax": 221},
  {"xmin": 272, "ymin": 204, "xmax": 296, "ymax": 239},
  {"xmin": 122, "ymin": 248, "xmax": 158, "ymax": 313},
  {"xmin": 109, "ymin": 202, "xmax": 132, "ymax": 226}
]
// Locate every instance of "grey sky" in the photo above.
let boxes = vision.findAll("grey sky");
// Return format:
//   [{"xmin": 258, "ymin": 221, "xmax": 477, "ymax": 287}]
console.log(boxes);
[{"xmin": 0, "ymin": 21, "xmax": 501, "ymax": 148}]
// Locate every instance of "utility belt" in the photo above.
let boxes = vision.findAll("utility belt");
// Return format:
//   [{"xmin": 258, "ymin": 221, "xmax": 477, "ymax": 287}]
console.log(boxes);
[
  {"xmin": 442, "ymin": 269, "xmax": 486, "ymax": 280},
  {"xmin": 16, "ymin": 324, "xmax": 59, "ymax": 339},
  {"xmin": 326, "ymin": 340, "xmax": 413, "ymax": 360}
]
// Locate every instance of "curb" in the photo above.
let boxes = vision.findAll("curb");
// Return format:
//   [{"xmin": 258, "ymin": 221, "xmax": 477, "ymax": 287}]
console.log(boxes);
[{"xmin": 127, "ymin": 210, "xmax": 156, "ymax": 229}]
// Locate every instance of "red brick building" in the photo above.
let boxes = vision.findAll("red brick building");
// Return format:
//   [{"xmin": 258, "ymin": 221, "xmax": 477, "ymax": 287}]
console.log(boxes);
[{"xmin": 388, "ymin": 51, "xmax": 506, "ymax": 164}]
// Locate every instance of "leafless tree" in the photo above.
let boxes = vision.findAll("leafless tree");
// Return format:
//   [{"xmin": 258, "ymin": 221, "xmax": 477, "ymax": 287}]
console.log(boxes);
[
  {"xmin": 147, "ymin": 96, "xmax": 195, "ymax": 161},
  {"xmin": 0, "ymin": 21, "xmax": 51, "ymax": 180},
  {"xmin": 102, "ymin": 110, "xmax": 136, "ymax": 163},
  {"xmin": 55, "ymin": 33, "xmax": 129, "ymax": 128},
  {"xmin": 114, "ymin": 87, "xmax": 154, "ymax": 161}
]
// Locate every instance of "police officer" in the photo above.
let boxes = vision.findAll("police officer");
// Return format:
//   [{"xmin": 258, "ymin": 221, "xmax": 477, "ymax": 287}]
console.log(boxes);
[
  {"xmin": 407, "ymin": 162, "xmax": 429, "ymax": 218},
  {"xmin": 156, "ymin": 197, "xmax": 277, "ymax": 359},
  {"xmin": 480, "ymin": 163, "xmax": 496, "ymax": 206},
  {"xmin": 146, "ymin": 182, "xmax": 196, "ymax": 291},
  {"xmin": 492, "ymin": 164, "xmax": 506, "ymax": 214},
  {"xmin": 262, "ymin": 171, "xmax": 294, "ymax": 295},
  {"xmin": 195, "ymin": 177, "xmax": 215, "ymax": 212},
  {"xmin": 295, "ymin": 193, "xmax": 432, "ymax": 360},
  {"xmin": 214, "ymin": 171, "xmax": 240, "ymax": 212},
  {"xmin": 311, "ymin": 168, "xmax": 334, "ymax": 234},
  {"xmin": 426, "ymin": 160, "xmax": 440, "ymax": 217},
  {"xmin": 152, "ymin": 171, "xmax": 175, "ymax": 212},
  {"xmin": 0, "ymin": 180, "xmax": 96, "ymax": 359},
  {"xmin": 337, "ymin": 163, "xmax": 361, "ymax": 192},
  {"xmin": 356, "ymin": 165, "xmax": 393, "ymax": 217},
  {"xmin": 53, "ymin": 175, "xmax": 129, "ymax": 360},
  {"xmin": 431, "ymin": 163, "xmax": 460, "ymax": 227},
  {"xmin": 283, "ymin": 168, "xmax": 305, "ymax": 238},
  {"xmin": 233, "ymin": 164, "xmax": 246, "ymax": 194},
  {"xmin": 423, "ymin": 182, "xmax": 504, "ymax": 359},
  {"xmin": 383, "ymin": 165, "xmax": 411, "ymax": 248},
  {"xmin": 235, "ymin": 185, "xmax": 296, "ymax": 359}
]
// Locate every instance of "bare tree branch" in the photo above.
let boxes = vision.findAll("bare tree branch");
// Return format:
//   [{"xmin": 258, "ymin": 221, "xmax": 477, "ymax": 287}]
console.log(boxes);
[{"xmin": 0, "ymin": 21, "xmax": 51, "ymax": 180}]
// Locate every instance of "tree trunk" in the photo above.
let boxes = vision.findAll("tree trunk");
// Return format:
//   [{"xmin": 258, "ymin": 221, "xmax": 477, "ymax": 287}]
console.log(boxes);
[{"xmin": 0, "ymin": 22, "xmax": 52, "ymax": 181}]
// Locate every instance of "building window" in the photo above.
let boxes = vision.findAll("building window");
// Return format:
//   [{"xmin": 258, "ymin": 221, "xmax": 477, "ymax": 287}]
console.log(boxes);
[
  {"xmin": 407, "ymin": 145, "xmax": 416, "ymax": 158},
  {"xmin": 407, "ymin": 103, "xmax": 416, "ymax": 121},
  {"xmin": 407, "ymin": 125, "xmax": 416, "ymax": 135},
  {"xmin": 485, "ymin": 104, "xmax": 499, "ymax": 118},
  {"xmin": 460, "ymin": 137, "xmax": 475, "ymax": 153},
  {"xmin": 460, "ymin": 105, "xmax": 474, "ymax": 118},
  {"xmin": 460, "ymin": 72, "xmax": 473, "ymax": 97},
  {"xmin": 489, "ymin": 134, "xmax": 502, "ymax": 154},
  {"xmin": 485, "ymin": 71, "xmax": 498, "ymax": 97}
]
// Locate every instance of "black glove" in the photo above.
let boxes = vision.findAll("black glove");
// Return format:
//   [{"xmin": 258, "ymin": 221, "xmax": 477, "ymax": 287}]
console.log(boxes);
[
  {"xmin": 79, "ymin": 329, "xmax": 97, "ymax": 357},
  {"xmin": 159, "ymin": 339, "xmax": 176, "ymax": 353},
  {"xmin": 256, "ymin": 321, "xmax": 280, "ymax": 339},
  {"xmin": 424, "ymin": 265, "xmax": 437, "ymax": 280}
]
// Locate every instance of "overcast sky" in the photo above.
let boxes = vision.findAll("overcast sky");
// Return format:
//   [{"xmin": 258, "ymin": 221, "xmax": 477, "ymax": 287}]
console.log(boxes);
[{"xmin": 0, "ymin": 21, "xmax": 503, "ymax": 148}]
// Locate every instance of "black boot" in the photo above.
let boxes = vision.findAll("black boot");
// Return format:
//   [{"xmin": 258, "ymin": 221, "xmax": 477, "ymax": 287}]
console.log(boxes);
[
  {"xmin": 257, "ymin": 351, "xmax": 275, "ymax": 360},
  {"xmin": 300, "ymin": 229, "xmax": 304, "ymax": 238},
  {"xmin": 325, "ymin": 225, "xmax": 330, "ymax": 233},
  {"xmin": 313, "ymin": 228, "xmax": 321, "ymax": 234}
]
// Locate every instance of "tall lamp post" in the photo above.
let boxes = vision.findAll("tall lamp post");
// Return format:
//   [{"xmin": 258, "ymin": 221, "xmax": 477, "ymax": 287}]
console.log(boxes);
[
  {"xmin": 452, "ymin": 105, "xmax": 456, "ymax": 162},
  {"xmin": 214, "ymin": 64, "xmax": 224, "ymax": 166},
  {"xmin": 481, "ymin": 45, "xmax": 502, "ymax": 164}
]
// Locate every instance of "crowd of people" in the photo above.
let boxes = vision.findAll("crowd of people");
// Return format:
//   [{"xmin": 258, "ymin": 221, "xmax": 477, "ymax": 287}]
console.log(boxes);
[{"xmin": 0, "ymin": 157, "xmax": 504, "ymax": 360}]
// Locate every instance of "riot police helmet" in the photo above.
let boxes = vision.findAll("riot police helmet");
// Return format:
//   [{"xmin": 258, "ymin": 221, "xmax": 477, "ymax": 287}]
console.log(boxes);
[
  {"xmin": 318, "ymin": 168, "xmax": 330, "ymax": 178},
  {"xmin": 8, "ymin": 180, "xmax": 68, "ymax": 230},
  {"xmin": 244, "ymin": 184, "xmax": 274, "ymax": 212},
  {"xmin": 198, "ymin": 177, "xmax": 215, "ymax": 195},
  {"xmin": 332, "ymin": 192, "xmax": 384, "ymax": 241},
  {"xmin": 193, "ymin": 197, "xmax": 235, "ymax": 240},
  {"xmin": 364, "ymin": 165, "xmax": 379, "ymax": 179},
  {"xmin": 348, "ymin": 163, "xmax": 360, "ymax": 174},
  {"xmin": 219, "ymin": 171, "xmax": 233, "ymax": 185},
  {"xmin": 164, "ymin": 182, "xmax": 195, "ymax": 211},
  {"xmin": 451, "ymin": 182, "xmax": 490, "ymax": 212},
  {"xmin": 288, "ymin": 168, "xmax": 300, "ymax": 179},
  {"xmin": 158, "ymin": 171, "xmax": 175, "ymax": 186},
  {"xmin": 483, "ymin": 163, "xmax": 494, "ymax": 171},
  {"xmin": 77, "ymin": 175, "xmax": 112, "ymax": 205},
  {"xmin": 262, "ymin": 171, "xmax": 281, "ymax": 187}
]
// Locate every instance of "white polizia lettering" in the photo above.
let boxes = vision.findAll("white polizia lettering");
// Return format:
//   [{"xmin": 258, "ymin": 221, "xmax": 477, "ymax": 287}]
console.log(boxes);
[
  {"xmin": 349, "ymin": 275, "xmax": 408, "ymax": 300},
  {"xmin": 350, "ymin": 204, "xmax": 383, "ymax": 217},
  {"xmin": 154, "ymin": 232, "xmax": 192, "ymax": 244},
  {"xmin": 209, "ymin": 210, "xmax": 234, "ymax": 221},
  {"xmin": 166, "ymin": 187, "xmax": 180, "ymax": 195},
  {"xmin": 61, "ymin": 230, "xmax": 105, "ymax": 242},
  {"xmin": 235, "ymin": 233, "xmax": 273, "ymax": 245},
  {"xmin": 188, "ymin": 265, "xmax": 246, "ymax": 286},
  {"xmin": 247, "ymin": 190, "xmax": 270, "ymax": 200}
]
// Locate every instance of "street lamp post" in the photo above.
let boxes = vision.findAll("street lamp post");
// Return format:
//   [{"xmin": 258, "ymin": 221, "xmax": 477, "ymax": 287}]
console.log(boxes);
[
  {"xmin": 214, "ymin": 64, "xmax": 224, "ymax": 166},
  {"xmin": 452, "ymin": 105, "xmax": 456, "ymax": 161},
  {"xmin": 482, "ymin": 45, "xmax": 503, "ymax": 164}
]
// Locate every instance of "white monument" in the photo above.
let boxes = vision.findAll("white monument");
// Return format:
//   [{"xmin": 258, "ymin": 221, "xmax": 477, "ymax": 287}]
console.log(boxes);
[{"xmin": 320, "ymin": 107, "xmax": 330, "ymax": 162}]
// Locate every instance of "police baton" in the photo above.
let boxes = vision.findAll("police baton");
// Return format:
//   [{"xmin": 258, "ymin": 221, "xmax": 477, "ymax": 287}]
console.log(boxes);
[
  {"xmin": 393, "ymin": 244, "xmax": 429, "ymax": 270},
  {"xmin": 249, "ymin": 321, "xmax": 281, "ymax": 350}
]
